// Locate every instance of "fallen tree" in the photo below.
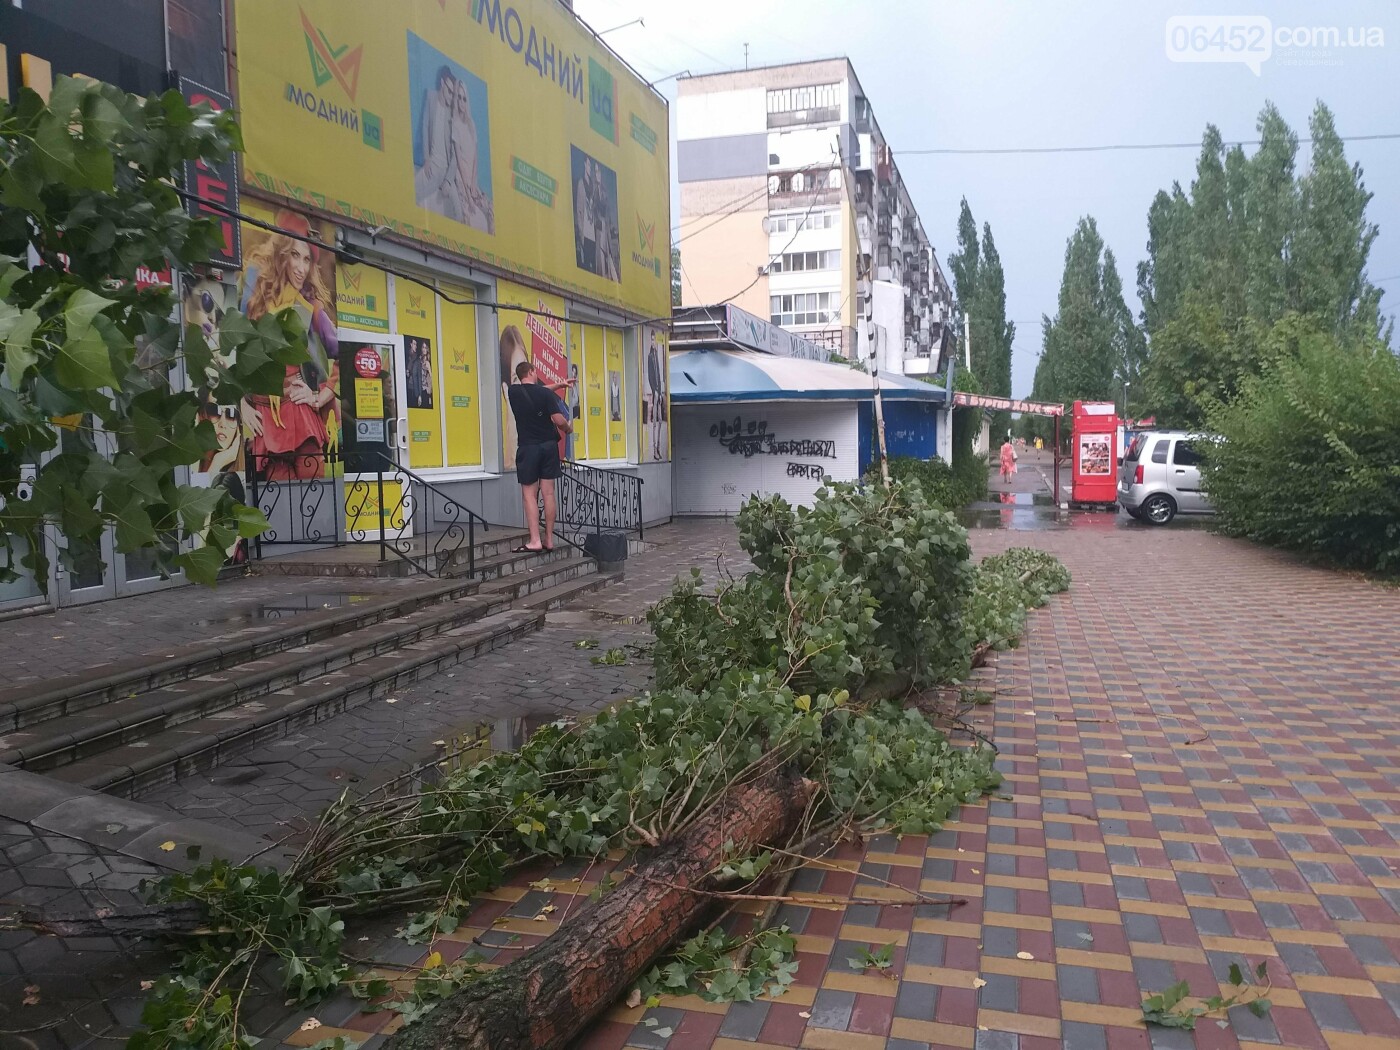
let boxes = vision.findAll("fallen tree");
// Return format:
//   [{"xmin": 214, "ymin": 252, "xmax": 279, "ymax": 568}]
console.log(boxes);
[
  {"xmin": 12, "ymin": 480, "xmax": 1069, "ymax": 1050},
  {"xmin": 391, "ymin": 767, "xmax": 815, "ymax": 1050}
]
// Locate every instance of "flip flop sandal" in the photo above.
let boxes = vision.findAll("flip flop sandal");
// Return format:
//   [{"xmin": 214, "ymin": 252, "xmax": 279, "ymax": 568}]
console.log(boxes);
[{"xmin": 511, "ymin": 544, "xmax": 543, "ymax": 554}]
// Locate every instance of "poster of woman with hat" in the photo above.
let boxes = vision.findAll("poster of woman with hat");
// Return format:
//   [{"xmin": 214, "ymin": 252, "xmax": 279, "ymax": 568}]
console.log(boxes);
[{"xmin": 238, "ymin": 208, "xmax": 341, "ymax": 481}]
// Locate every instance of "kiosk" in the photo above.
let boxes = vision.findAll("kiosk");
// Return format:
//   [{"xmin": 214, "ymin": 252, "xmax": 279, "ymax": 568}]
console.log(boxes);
[{"xmin": 1070, "ymin": 400, "xmax": 1119, "ymax": 506}]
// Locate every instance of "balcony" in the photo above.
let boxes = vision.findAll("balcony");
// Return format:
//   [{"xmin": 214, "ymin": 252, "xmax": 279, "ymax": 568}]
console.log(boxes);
[{"xmin": 767, "ymin": 104, "xmax": 840, "ymax": 130}]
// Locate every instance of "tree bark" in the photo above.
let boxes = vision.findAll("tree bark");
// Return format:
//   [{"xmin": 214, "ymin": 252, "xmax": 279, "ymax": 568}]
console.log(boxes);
[
  {"xmin": 386, "ymin": 766, "xmax": 815, "ymax": 1050},
  {"xmin": 8, "ymin": 901, "xmax": 206, "ymax": 938}
]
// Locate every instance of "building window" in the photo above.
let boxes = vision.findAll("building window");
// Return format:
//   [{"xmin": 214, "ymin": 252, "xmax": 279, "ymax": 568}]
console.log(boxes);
[
  {"xmin": 766, "ymin": 82, "xmax": 841, "ymax": 116},
  {"xmin": 770, "ymin": 250, "xmax": 839, "ymax": 273},
  {"xmin": 770, "ymin": 292, "xmax": 841, "ymax": 327},
  {"xmin": 770, "ymin": 210, "xmax": 836, "ymax": 233}
]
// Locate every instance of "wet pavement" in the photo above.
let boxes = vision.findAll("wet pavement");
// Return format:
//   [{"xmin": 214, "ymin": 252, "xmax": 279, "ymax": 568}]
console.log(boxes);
[{"xmin": 7, "ymin": 502, "xmax": 1400, "ymax": 1050}]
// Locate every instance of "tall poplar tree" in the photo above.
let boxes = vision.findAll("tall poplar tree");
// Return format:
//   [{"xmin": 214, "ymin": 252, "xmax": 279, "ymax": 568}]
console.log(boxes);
[
  {"xmin": 1139, "ymin": 101, "xmax": 1383, "ymax": 425},
  {"xmin": 947, "ymin": 199, "xmax": 1015, "ymax": 432},
  {"xmin": 1031, "ymin": 217, "xmax": 1137, "ymax": 435}
]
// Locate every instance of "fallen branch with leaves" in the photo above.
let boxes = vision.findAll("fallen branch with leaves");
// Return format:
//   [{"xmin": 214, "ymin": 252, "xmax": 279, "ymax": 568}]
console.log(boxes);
[{"xmin": 14, "ymin": 480, "xmax": 1069, "ymax": 1050}]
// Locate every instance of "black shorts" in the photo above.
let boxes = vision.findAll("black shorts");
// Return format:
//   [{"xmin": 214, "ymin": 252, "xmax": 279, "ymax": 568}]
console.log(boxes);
[{"xmin": 516, "ymin": 441, "xmax": 562, "ymax": 486}]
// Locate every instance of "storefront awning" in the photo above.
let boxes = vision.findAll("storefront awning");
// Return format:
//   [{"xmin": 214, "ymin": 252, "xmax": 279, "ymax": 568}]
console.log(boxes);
[{"xmin": 670, "ymin": 349, "xmax": 946, "ymax": 404}]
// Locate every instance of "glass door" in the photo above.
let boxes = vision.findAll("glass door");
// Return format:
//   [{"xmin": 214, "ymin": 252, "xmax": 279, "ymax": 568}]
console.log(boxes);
[
  {"xmin": 339, "ymin": 332, "xmax": 411, "ymax": 539},
  {"xmin": 52, "ymin": 417, "xmax": 118, "ymax": 605}
]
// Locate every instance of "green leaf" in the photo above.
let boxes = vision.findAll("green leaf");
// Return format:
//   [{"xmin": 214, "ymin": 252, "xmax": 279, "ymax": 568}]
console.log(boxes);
[
  {"xmin": 65, "ymin": 288, "xmax": 117, "ymax": 338},
  {"xmin": 1, "ymin": 307, "xmax": 42, "ymax": 387},
  {"xmin": 55, "ymin": 325, "xmax": 118, "ymax": 390},
  {"xmin": 1248, "ymin": 997, "xmax": 1271, "ymax": 1017},
  {"xmin": 33, "ymin": 112, "xmax": 82, "ymax": 185},
  {"xmin": 1227, "ymin": 962, "xmax": 1244, "ymax": 986},
  {"xmin": 232, "ymin": 503, "xmax": 270, "ymax": 539},
  {"xmin": 175, "ymin": 539, "xmax": 227, "ymax": 585},
  {"xmin": 81, "ymin": 90, "xmax": 129, "ymax": 144}
]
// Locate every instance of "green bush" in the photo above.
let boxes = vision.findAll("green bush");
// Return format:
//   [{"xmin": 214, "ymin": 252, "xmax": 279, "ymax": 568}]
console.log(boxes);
[
  {"xmin": 966, "ymin": 548, "xmax": 1073, "ymax": 651},
  {"xmin": 867, "ymin": 455, "xmax": 985, "ymax": 508},
  {"xmin": 1203, "ymin": 326, "xmax": 1400, "ymax": 573},
  {"xmin": 652, "ymin": 479, "xmax": 977, "ymax": 692}
]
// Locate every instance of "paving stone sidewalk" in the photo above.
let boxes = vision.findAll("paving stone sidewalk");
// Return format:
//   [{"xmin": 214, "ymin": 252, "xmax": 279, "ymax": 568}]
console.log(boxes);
[
  {"xmin": 10, "ymin": 512, "xmax": 1400, "ymax": 1050},
  {"xmin": 0, "ymin": 519, "xmax": 749, "ymax": 1048}
]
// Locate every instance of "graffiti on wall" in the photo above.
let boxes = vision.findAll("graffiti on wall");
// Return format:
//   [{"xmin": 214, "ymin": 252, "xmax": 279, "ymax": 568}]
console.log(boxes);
[{"xmin": 708, "ymin": 416, "xmax": 838, "ymax": 460}]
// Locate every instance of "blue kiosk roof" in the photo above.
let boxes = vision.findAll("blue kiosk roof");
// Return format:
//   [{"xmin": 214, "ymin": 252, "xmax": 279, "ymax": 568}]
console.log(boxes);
[{"xmin": 670, "ymin": 348, "xmax": 946, "ymax": 405}]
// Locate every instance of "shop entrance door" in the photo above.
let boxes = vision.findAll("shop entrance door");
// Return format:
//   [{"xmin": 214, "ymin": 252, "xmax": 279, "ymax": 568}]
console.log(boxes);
[
  {"xmin": 338, "ymin": 332, "xmax": 411, "ymax": 539},
  {"xmin": 50, "ymin": 416, "xmax": 188, "ymax": 606}
]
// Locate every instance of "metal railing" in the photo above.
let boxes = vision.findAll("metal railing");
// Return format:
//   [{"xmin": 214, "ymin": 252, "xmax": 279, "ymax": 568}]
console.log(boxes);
[
  {"xmin": 245, "ymin": 450, "xmax": 489, "ymax": 578},
  {"xmin": 560, "ymin": 460, "xmax": 643, "ymax": 538},
  {"xmin": 245, "ymin": 451, "xmax": 344, "ymax": 552},
  {"xmin": 347, "ymin": 452, "xmax": 489, "ymax": 578}
]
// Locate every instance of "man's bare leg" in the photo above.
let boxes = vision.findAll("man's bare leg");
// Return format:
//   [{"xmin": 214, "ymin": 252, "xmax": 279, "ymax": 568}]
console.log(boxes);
[
  {"xmin": 521, "ymin": 481, "xmax": 543, "ymax": 549},
  {"xmin": 540, "ymin": 478, "xmax": 557, "ymax": 549}
]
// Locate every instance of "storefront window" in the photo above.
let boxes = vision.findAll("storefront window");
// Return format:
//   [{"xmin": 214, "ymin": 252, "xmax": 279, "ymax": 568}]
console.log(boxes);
[
  {"xmin": 439, "ymin": 290, "xmax": 482, "ymax": 468},
  {"xmin": 397, "ymin": 281, "xmax": 442, "ymax": 469}
]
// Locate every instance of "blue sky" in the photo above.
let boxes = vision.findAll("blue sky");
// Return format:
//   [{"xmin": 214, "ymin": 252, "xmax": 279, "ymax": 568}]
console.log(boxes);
[{"xmin": 576, "ymin": 0, "xmax": 1399, "ymax": 395}]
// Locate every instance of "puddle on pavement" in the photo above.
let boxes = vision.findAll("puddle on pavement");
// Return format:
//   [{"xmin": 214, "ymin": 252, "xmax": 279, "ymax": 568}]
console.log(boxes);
[
  {"xmin": 958, "ymin": 492, "xmax": 1071, "ymax": 531},
  {"xmin": 548, "ymin": 609, "xmax": 647, "ymax": 627},
  {"xmin": 410, "ymin": 714, "xmax": 562, "ymax": 786},
  {"xmin": 191, "ymin": 592, "xmax": 375, "ymax": 627}
]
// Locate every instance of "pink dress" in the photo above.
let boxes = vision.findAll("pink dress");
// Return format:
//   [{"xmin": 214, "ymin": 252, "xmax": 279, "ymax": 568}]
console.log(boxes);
[{"xmin": 999, "ymin": 443, "xmax": 1017, "ymax": 477}]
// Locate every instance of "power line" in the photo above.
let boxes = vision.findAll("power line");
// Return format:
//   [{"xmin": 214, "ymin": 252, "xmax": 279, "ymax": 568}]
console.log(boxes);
[
  {"xmin": 705, "ymin": 155, "xmax": 843, "ymax": 311},
  {"xmin": 673, "ymin": 184, "xmax": 771, "ymax": 244},
  {"xmin": 897, "ymin": 131, "xmax": 1400, "ymax": 157}
]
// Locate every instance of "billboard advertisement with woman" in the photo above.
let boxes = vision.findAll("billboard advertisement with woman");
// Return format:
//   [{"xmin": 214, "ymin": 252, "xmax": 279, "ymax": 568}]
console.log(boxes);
[
  {"xmin": 408, "ymin": 31, "xmax": 494, "ymax": 236},
  {"xmin": 496, "ymin": 280, "xmax": 567, "ymax": 466},
  {"xmin": 238, "ymin": 204, "xmax": 340, "ymax": 480}
]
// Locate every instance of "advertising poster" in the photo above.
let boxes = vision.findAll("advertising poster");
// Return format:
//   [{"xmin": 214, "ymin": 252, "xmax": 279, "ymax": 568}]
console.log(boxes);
[
  {"xmin": 580, "ymin": 324, "xmax": 608, "ymax": 462},
  {"xmin": 182, "ymin": 269, "xmax": 250, "ymax": 565},
  {"xmin": 497, "ymin": 279, "xmax": 566, "ymax": 465},
  {"xmin": 1078, "ymin": 432, "xmax": 1112, "ymax": 476},
  {"xmin": 570, "ymin": 145, "xmax": 621, "ymax": 282},
  {"xmin": 439, "ymin": 291, "xmax": 482, "ymax": 467},
  {"xmin": 237, "ymin": 202, "xmax": 341, "ymax": 480},
  {"xmin": 639, "ymin": 324, "xmax": 668, "ymax": 462},
  {"xmin": 397, "ymin": 281, "xmax": 441, "ymax": 468},
  {"xmin": 337, "ymin": 261, "xmax": 390, "ymax": 332},
  {"xmin": 234, "ymin": 0, "xmax": 671, "ymax": 319},
  {"xmin": 606, "ymin": 328, "xmax": 625, "ymax": 458}
]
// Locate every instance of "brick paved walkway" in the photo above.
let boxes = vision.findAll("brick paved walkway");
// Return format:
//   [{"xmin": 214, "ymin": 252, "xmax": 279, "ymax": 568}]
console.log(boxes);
[
  {"xmin": 9, "ymin": 512, "xmax": 1400, "ymax": 1050},
  {"xmin": 0, "ymin": 573, "xmax": 454, "ymax": 692}
]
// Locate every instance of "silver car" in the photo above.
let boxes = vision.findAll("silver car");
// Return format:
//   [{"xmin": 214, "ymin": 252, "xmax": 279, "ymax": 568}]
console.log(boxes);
[{"xmin": 1117, "ymin": 430, "xmax": 1215, "ymax": 525}]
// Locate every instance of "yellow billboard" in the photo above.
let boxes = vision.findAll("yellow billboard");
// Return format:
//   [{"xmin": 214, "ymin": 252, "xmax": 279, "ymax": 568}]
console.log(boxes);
[{"xmin": 235, "ymin": 0, "xmax": 671, "ymax": 319}]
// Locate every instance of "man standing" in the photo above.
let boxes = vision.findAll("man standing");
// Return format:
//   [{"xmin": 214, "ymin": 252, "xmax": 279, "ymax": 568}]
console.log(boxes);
[{"xmin": 507, "ymin": 360, "xmax": 572, "ymax": 552}]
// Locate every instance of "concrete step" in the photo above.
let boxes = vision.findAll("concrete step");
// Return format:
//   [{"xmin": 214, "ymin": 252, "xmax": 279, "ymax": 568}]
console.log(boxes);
[
  {"xmin": 475, "ymin": 553, "xmax": 599, "ymax": 602},
  {"xmin": 515, "ymin": 571, "xmax": 623, "ymax": 612},
  {"xmin": 0, "ymin": 593, "xmax": 513, "ymax": 774},
  {"xmin": 47, "ymin": 609, "xmax": 545, "ymax": 798},
  {"xmin": 258, "ymin": 527, "xmax": 537, "ymax": 578},
  {"xmin": 0, "ymin": 576, "xmax": 483, "ymax": 733}
]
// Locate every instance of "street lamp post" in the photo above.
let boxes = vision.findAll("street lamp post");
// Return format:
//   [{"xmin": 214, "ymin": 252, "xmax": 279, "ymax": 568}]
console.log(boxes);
[{"xmin": 1122, "ymin": 380, "xmax": 1131, "ymax": 422}]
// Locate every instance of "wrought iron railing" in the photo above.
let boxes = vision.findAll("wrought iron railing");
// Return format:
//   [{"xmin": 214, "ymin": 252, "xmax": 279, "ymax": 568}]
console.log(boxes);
[
  {"xmin": 245, "ymin": 451, "xmax": 343, "ymax": 550},
  {"xmin": 561, "ymin": 460, "xmax": 644, "ymax": 538},
  {"xmin": 245, "ymin": 450, "xmax": 488, "ymax": 577},
  {"xmin": 345, "ymin": 452, "xmax": 488, "ymax": 578}
]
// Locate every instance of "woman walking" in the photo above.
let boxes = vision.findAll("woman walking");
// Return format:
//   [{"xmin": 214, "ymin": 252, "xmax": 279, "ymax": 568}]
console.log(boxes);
[{"xmin": 999, "ymin": 436, "xmax": 1018, "ymax": 484}]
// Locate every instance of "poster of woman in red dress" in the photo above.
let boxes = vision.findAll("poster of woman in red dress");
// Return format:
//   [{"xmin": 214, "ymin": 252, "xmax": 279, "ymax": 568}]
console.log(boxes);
[{"xmin": 238, "ymin": 209, "xmax": 340, "ymax": 481}]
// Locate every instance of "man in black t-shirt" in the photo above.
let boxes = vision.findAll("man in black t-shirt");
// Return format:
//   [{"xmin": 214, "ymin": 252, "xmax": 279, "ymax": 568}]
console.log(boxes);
[{"xmin": 506, "ymin": 360, "xmax": 573, "ymax": 552}]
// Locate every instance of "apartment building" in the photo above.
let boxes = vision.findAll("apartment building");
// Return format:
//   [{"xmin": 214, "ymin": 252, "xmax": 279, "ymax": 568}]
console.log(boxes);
[{"xmin": 675, "ymin": 58, "xmax": 955, "ymax": 371}]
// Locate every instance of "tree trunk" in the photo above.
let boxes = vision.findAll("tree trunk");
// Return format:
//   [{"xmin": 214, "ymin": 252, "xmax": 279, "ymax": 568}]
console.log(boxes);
[
  {"xmin": 10, "ymin": 901, "xmax": 206, "ymax": 938},
  {"xmin": 386, "ymin": 766, "xmax": 815, "ymax": 1050}
]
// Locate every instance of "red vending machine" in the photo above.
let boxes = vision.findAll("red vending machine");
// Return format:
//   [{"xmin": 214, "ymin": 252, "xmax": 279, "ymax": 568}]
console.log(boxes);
[{"xmin": 1071, "ymin": 401, "xmax": 1119, "ymax": 506}]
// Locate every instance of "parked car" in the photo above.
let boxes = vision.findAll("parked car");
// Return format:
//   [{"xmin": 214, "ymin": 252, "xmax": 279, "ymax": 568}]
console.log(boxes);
[{"xmin": 1117, "ymin": 430, "xmax": 1216, "ymax": 525}]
